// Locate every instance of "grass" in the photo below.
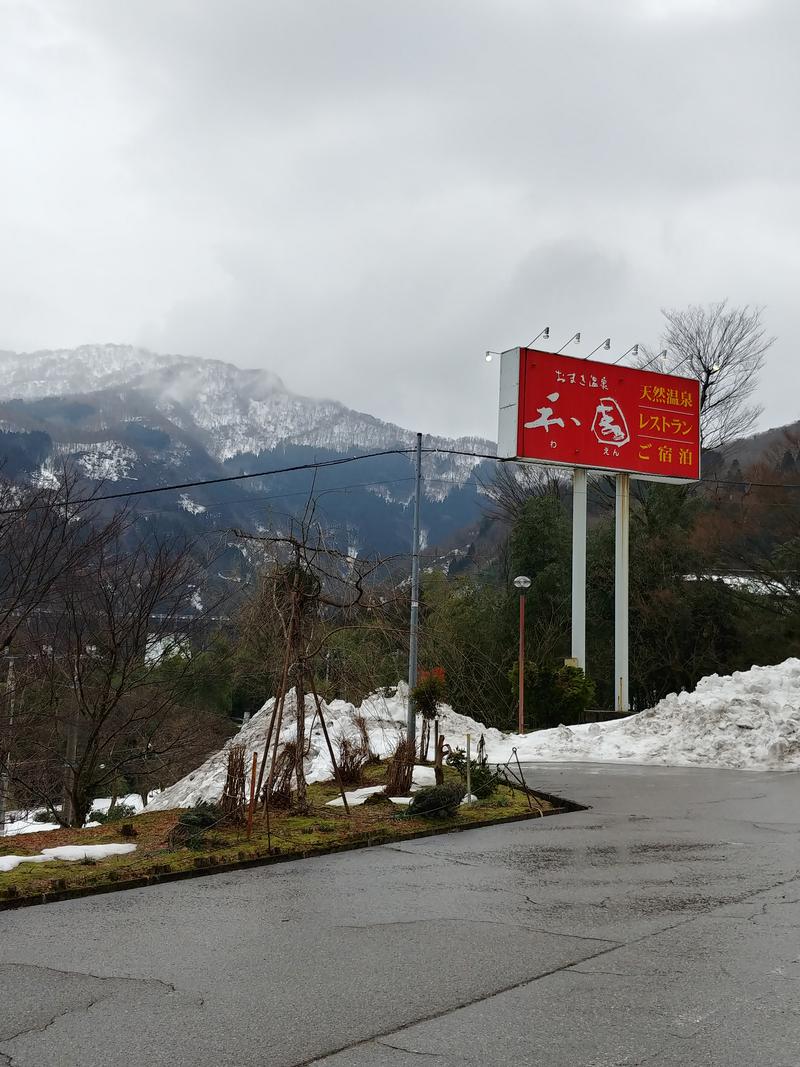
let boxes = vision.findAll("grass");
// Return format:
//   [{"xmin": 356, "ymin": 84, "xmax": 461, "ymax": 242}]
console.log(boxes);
[{"xmin": 0, "ymin": 764, "xmax": 571, "ymax": 908}]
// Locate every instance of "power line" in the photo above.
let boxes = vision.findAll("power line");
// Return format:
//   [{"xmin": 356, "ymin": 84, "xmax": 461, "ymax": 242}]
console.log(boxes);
[
  {"xmin": 3, "ymin": 443, "xmax": 800, "ymax": 519},
  {"xmin": 0, "ymin": 449, "xmax": 419, "ymax": 515}
]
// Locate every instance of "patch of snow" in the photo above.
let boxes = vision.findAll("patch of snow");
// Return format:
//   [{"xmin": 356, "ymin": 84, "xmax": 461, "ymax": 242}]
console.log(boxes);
[
  {"xmin": 2, "ymin": 794, "xmax": 150, "ymax": 838},
  {"xmin": 69, "ymin": 441, "xmax": 137, "ymax": 481},
  {"xmin": 32, "ymin": 462, "xmax": 61, "ymax": 489},
  {"xmin": 179, "ymin": 494, "xmax": 206, "ymax": 515},
  {"xmin": 326, "ymin": 785, "xmax": 386, "ymax": 808},
  {"xmin": 0, "ymin": 843, "xmax": 136, "ymax": 873},
  {"xmin": 325, "ymin": 764, "xmax": 438, "ymax": 807}
]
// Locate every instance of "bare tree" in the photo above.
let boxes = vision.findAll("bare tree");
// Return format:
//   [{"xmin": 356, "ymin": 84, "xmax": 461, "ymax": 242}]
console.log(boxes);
[
  {"xmin": 479, "ymin": 463, "xmax": 565, "ymax": 526},
  {"xmin": 0, "ymin": 468, "xmax": 128, "ymax": 652},
  {"xmin": 10, "ymin": 529, "xmax": 221, "ymax": 826},
  {"xmin": 640, "ymin": 301, "xmax": 774, "ymax": 450},
  {"xmin": 0, "ymin": 469, "xmax": 128, "ymax": 830},
  {"xmin": 236, "ymin": 499, "xmax": 400, "ymax": 813}
]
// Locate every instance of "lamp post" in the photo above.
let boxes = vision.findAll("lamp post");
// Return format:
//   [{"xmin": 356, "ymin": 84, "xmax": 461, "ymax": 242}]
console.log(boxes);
[{"xmin": 513, "ymin": 576, "xmax": 531, "ymax": 734}]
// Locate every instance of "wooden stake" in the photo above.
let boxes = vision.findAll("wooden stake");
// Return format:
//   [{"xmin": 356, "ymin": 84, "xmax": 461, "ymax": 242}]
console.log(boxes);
[
  {"xmin": 246, "ymin": 751, "xmax": 258, "ymax": 838},
  {"xmin": 308, "ymin": 672, "xmax": 350, "ymax": 815}
]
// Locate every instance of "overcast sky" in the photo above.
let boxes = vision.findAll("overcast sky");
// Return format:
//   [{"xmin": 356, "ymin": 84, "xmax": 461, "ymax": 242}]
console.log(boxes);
[{"xmin": 1, "ymin": 0, "xmax": 797, "ymax": 440}]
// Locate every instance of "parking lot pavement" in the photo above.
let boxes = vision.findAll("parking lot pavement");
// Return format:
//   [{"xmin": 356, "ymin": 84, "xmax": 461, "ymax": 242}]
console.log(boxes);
[{"xmin": 1, "ymin": 763, "xmax": 798, "ymax": 1066}]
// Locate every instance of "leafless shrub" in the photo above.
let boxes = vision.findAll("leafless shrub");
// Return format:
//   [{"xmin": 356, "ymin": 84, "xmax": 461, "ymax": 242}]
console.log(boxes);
[
  {"xmin": 384, "ymin": 737, "xmax": 415, "ymax": 796},
  {"xmin": 334, "ymin": 734, "xmax": 368, "ymax": 786},
  {"xmin": 352, "ymin": 712, "xmax": 378, "ymax": 764},
  {"xmin": 221, "ymin": 744, "xmax": 247, "ymax": 824},
  {"xmin": 264, "ymin": 741, "xmax": 296, "ymax": 808}
]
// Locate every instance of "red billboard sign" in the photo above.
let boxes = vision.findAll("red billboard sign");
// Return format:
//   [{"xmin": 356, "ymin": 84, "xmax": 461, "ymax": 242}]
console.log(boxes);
[{"xmin": 498, "ymin": 348, "xmax": 701, "ymax": 481}]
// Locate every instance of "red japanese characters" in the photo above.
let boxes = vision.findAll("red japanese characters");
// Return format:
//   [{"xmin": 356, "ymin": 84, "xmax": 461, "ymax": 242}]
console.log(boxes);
[{"xmin": 498, "ymin": 348, "xmax": 701, "ymax": 481}]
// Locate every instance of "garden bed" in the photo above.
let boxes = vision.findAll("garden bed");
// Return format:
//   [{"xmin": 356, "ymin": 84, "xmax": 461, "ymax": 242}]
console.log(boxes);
[{"xmin": 0, "ymin": 765, "xmax": 581, "ymax": 910}]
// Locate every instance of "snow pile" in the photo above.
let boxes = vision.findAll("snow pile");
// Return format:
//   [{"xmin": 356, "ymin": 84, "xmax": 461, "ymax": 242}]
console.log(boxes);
[
  {"xmin": 148, "ymin": 685, "xmax": 499, "ymax": 811},
  {"xmin": 148, "ymin": 660, "xmax": 800, "ymax": 812},
  {"xmin": 0, "ymin": 843, "xmax": 136, "ymax": 874},
  {"xmin": 149, "ymin": 687, "xmax": 414, "ymax": 811},
  {"xmin": 495, "ymin": 658, "xmax": 800, "ymax": 770}
]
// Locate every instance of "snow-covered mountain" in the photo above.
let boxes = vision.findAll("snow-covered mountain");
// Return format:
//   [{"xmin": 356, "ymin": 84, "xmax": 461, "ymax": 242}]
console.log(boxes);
[
  {"xmin": 0, "ymin": 343, "xmax": 491, "ymax": 474},
  {"xmin": 0, "ymin": 344, "xmax": 496, "ymax": 561}
]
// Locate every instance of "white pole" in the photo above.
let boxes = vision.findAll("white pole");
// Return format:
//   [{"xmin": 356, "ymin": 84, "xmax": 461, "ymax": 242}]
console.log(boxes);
[
  {"xmin": 465, "ymin": 733, "xmax": 472, "ymax": 804},
  {"xmin": 571, "ymin": 468, "xmax": 588, "ymax": 670},
  {"xmin": 407, "ymin": 432, "xmax": 423, "ymax": 745},
  {"xmin": 614, "ymin": 473, "xmax": 630, "ymax": 712}
]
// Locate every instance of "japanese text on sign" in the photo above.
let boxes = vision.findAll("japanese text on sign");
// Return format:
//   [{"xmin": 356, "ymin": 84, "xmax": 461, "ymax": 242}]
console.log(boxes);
[{"xmin": 498, "ymin": 349, "xmax": 701, "ymax": 481}]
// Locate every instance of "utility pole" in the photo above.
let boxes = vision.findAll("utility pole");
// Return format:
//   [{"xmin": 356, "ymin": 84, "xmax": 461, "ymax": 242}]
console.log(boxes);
[
  {"xmin": 407, "ymin": 432, "xmax": 423, "ymax": 745},
  {"xmin": 571, "ymin": 468, "xmax": 587, "ymax": 670}
]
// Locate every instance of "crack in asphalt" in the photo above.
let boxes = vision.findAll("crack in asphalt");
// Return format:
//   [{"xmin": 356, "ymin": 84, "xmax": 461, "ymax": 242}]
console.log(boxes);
[
  {"xmin": 333, "ymin": 916, "xmax": 621, "ymax": 944},
  {"xmin": 376, "ymin": 1040, "xmax": 449, "ymax": 1060},
  {"xmin": 0, "ymin": 993, "xmax": 114, "ymax": 1053},
  {"xmin": 2, "ymin": 960, "xmax": 178, "ymax": 994},
  {"xmin": 0, "ymin": 961, "xmax": 200, "ymax": 1065},
  {"xmin": 297, "ymin": 876, "xmax": 800, "ymax": 1067},
  {"xmin": 294, "ymin": 939, "xmax": 626, "ymax": 1066}
]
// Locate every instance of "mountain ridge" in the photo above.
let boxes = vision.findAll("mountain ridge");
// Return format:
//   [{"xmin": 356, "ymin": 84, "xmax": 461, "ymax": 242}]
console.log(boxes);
[{"xmin": 0, "ymin": 343, "xmax": 497, "ymax": 561}]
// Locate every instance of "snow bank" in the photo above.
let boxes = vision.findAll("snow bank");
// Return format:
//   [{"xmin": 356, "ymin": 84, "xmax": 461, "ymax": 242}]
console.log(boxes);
[
  {"xmin": 492, "ymin": 658, "xmax": 800, "ymax": 771},
  {"xmin": 148, "ymin": 685, "xmax": 491, "ymax": 811},
  {"xmin": 148, "ymin": 687, "xmax": 415, "ymax": 811},
  {"xmin": 147, "ymin": 659, "xmax": 800, "ymax": 812},
  {"xmin": 0, "ymin": 843, "xmax": 136, "ymax": 874}
]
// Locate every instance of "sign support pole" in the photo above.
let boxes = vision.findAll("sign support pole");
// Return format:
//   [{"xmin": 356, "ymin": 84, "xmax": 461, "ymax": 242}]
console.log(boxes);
[
  {"xmin": 614, "ymin": 473, "xmax": 630, "ymax": 712},
  {"xmin": 518, "ymin": 592, "xmax": 526, "ymax": 734},
  {"xmin": 407, "ymin": 432, "xmax": 423, "ymax": 745},
  {"xmin": 571, "ymin": 468, "xmax": 587, "ymax": 670}
]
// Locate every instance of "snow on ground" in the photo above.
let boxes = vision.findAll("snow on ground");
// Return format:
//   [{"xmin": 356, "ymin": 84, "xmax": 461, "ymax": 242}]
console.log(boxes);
[
  {"xmin": 148, "ymin": 687, "xmax": 413, "ymax": 810},
  {"xmin": 0, "ymin": 843, "xmax": 136, "ymax": 874},
  {"xmin": 148, "ymin": 660, "xmax": 800, "ymax": 811},
  {"xmin": 11, "ymin": 662, "xmax": 791, "ymax": 832},
  {"xmin": 494, "ymin": 658, "xmax": 800, "ymax": 771},
  {"xmin": 2, "ymin": 794, "xmax": 149, "ymax": 839},
  {"xmin": 325, "ymin": 765, "xmax": 437, "ymax": 807}
]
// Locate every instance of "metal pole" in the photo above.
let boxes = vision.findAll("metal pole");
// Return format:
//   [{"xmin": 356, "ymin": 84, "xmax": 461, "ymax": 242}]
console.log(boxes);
[
  {"xmin": 518, "ymin": 593, "xmax": 526, "ymax": 734},
  {"xmin": 614, "ymin": 473, "xmax": 630, "ymax": 712},
  {"xmin": 571, "ymin": 468, "xmax": 588, "ymax": 670},
  {"xmin": 407, "ymin": 432, "xmax": 423, "ymax": 745}
]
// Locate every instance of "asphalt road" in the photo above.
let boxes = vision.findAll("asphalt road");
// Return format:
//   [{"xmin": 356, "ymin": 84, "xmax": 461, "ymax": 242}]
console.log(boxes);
[{"xmin": 1, "ymin": 763, "xmax": 799, "ymax": 1066}]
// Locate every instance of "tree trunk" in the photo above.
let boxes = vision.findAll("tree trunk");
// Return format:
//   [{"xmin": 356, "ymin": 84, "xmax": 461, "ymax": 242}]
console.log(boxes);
[
  {"xmin": 294, "ymin": 669, "xmax": 308, "ymax": 813},
  {"xmin": 62, "ymin": 712, "xmax": 79, "ymax": 826},
  {"xmin": 434, "ymin": 726, "xmax": 445, "ymax": 786}
]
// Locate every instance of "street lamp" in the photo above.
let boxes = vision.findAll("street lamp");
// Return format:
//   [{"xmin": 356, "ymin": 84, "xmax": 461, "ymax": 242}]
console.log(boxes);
[{"xmin": 513, "ymin": 575, "xmax": 531, "ymax": 734}]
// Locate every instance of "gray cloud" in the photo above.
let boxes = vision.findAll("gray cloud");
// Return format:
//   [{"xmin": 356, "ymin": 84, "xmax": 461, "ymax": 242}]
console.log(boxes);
[{"xmin": 0, "ymin": 0, "xmax": 797, "ymax": 439}]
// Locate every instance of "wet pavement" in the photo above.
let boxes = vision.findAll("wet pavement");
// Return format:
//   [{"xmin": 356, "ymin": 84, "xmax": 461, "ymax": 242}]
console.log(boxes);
[{"xmin": 1, "ymin": 764, "xmax": 798, "ymax": 1065}]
